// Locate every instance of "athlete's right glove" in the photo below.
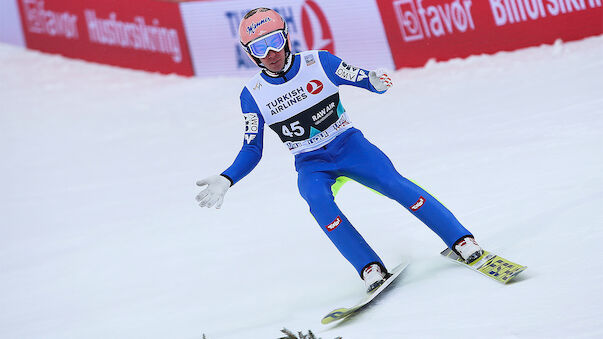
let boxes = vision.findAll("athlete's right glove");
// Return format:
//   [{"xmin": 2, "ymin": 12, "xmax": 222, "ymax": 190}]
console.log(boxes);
[
  {"xmin": 369, "ymin": 68, "xmax": 393, "ymax": 92},
  {"xmin": 196, "ymin": 175, "xmax": 231, "ymax": 209}
]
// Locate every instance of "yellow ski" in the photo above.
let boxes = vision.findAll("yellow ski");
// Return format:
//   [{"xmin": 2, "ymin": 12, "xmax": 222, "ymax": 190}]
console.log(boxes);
[
  {"xmin": 321, "ymin": 260, "xmax": 410, "ymax": 325},
  {"xmin": 441, "ymin": 248, "xmax": 527, "ymax": 283}
]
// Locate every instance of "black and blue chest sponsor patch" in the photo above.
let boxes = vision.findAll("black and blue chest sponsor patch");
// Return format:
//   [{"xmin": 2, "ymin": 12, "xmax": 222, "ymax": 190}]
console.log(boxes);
[{"xmin": 268, "ymin": 93, "xmax": 343, "ymax": 142}]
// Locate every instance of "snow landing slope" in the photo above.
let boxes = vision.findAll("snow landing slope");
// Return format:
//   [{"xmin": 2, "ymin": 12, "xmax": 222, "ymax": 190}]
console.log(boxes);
[{"xmin": 1, "ymin": 36, "xmax": 602, "ymax": 339}]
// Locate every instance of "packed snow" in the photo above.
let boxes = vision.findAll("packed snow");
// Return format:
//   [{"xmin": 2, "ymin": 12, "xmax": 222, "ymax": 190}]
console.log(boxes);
[{"xmin": 1, "ymin": 36, "xmax": 602, "ymax": 339}]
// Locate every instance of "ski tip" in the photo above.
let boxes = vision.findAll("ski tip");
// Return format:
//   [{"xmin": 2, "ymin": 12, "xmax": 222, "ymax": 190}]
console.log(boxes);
[
  {"xmin": 321, "ymin": 308, "xmax": 349, "ymax": 325},
  {"xmin": 502, "ymin": 265, "xmax": 528, "ymax": 284}
]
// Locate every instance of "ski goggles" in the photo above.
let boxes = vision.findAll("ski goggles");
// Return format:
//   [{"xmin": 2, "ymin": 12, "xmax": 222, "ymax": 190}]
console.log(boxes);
[{"xmin": 244, "ymin": 30, "xmax": 287, "ymax": 59}]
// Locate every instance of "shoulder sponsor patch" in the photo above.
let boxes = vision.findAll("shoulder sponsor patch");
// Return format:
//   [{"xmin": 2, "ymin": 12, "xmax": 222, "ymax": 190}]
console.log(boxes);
[
  {"xmin": 305, "ymin": 54, "xmax": 316, "ymax": 66},
  {"xmin": 357, "ymin": 70, "xmax": 368, "ymax": 81},
  {"xmin": 244, "ymin": 134, "xmax": 256, "ymax": 143},
  {"xmin": 243, "ymin": 113, "xmax": 259, "ymax": 134},
  {"xmin": 335, "ymin": 61, "xmax": 361, "ymax": 82}
]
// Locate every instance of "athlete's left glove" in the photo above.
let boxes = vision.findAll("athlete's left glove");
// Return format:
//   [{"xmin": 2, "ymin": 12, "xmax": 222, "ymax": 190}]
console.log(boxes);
[
  {"xmin": 196, "ymin": 175, "xmax": 231, "ymax": 209},
  {"xmin": 369, "ymin": 68, "xmax": 393, "ymax": 92}
]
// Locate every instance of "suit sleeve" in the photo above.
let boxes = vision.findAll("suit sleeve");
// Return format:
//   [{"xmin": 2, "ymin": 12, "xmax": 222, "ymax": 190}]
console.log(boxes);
[
  {"xmin": 318, "ymin": 50, "xmax": 387, "ymax": 94},
  {"xmin": 221, "ymin": 87, "xmax": 265, "ymax": 186}
]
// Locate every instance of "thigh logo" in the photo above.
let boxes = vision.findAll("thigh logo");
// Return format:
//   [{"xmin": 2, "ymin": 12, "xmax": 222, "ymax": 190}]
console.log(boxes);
[
  {"xmin": 326, "ymin": 216, "xmax": 342, "ymax": 231},
  {"xmin": 410, "ymin": 196, "xmax": 425, "ymax": 211}
]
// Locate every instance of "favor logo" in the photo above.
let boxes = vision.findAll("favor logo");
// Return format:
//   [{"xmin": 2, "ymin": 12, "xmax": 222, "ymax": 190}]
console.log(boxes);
[{"xmin": 394, "ymin": 0, "xmax": 476, "ymax": 42}]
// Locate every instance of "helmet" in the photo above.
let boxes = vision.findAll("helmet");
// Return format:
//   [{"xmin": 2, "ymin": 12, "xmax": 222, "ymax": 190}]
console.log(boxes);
[{"xmin": 239, "ymin": 8, "xmax": 291, "ymax": 71}]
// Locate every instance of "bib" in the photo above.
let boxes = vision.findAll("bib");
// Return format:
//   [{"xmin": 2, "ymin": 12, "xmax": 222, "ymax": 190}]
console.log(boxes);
[{"xmin": 244, "ymin": 50, "xmax": 353, "ymax": 154}]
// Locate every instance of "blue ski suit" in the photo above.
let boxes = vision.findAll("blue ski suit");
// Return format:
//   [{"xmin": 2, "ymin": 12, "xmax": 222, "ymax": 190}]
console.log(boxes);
[{"xmin": 221, "ymin": 50, "xmax": 472, "ymax": 276}]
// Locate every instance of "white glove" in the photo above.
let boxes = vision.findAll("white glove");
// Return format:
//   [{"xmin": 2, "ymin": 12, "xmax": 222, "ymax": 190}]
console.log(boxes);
[
  {"xmin": 196, "ymin": 175, "xmax": 231, "ymax": 209},
  {"xmin": 369, "ymin": 68, "xmax": 393, "ymax": 92}
]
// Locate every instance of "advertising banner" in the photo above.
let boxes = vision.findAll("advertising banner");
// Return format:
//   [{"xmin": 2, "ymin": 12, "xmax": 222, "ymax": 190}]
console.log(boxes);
[
  {"xmin": 180, "ymin": 0, "xmax": 395, "ymax": 77},
  {"xmin": 375, "ymin": 0, "xmax": 603, "ymax": 68},
  {"xmin": 16, "ymin": 0, "xmax": 194, "ymax": 76}
]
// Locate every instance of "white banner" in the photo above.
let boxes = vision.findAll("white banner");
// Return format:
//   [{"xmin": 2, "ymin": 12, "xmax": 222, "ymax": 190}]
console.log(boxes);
[
  {"xmin": 180, "ymin": 0, "xmax": 394, "ymax": 77},
  {"xmin": 0, "ymin": 0, "xmax": 25, "ymax": 46}
]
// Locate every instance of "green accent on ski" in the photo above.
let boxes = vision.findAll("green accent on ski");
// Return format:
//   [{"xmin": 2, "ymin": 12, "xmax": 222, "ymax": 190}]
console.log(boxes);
[{"xmin": 321, "ymin": 308, "xmax": 354, "ymax": 325}]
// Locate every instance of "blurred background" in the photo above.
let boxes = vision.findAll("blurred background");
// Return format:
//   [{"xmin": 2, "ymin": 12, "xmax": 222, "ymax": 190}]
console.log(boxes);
[{"xmin": 3, "ymin": 0, "xmax": 601, "ymax": 77}]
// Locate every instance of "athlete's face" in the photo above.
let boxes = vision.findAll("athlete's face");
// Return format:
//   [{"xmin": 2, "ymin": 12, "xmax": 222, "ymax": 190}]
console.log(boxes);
[{"xmin": 260, "ymin": 49, "xmax": 286, "ymax": 73}]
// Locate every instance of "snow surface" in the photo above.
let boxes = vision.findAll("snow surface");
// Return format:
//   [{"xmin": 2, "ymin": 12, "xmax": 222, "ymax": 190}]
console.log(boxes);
[{"xmin": 1, "ymin": 36, "xmax": 602, "ymax": 339}]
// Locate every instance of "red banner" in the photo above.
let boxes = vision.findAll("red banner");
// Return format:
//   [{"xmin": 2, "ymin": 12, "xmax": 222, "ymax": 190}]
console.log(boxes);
[
  {"xmin": 376, "ymin": 0, "xmax": 603, "ymax": 69},
  {"xmin": 17, "ymin": 0, "xmax": 194, "ymax": 76}
]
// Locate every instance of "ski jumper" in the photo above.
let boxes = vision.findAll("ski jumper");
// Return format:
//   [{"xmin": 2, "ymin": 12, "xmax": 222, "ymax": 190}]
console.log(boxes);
[{"xmin": 222, "ymin": 50, "xmax": 472, "ymax": 276}]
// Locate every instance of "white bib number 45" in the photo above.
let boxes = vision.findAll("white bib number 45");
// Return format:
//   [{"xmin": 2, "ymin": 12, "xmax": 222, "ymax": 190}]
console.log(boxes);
[{"xmin": 281, "ymin": 121, "xmax": 305, "ymax": 137}]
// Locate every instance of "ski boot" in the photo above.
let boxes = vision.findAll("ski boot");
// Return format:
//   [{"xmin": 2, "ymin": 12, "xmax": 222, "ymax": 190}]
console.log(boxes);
[
  {"xmin": 453, "ymin": 236, "xmax": 484, "ymax": 264},
  {"xmin": 362, "ymin": 263, "xmax": 388, "ymax": 294}
]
